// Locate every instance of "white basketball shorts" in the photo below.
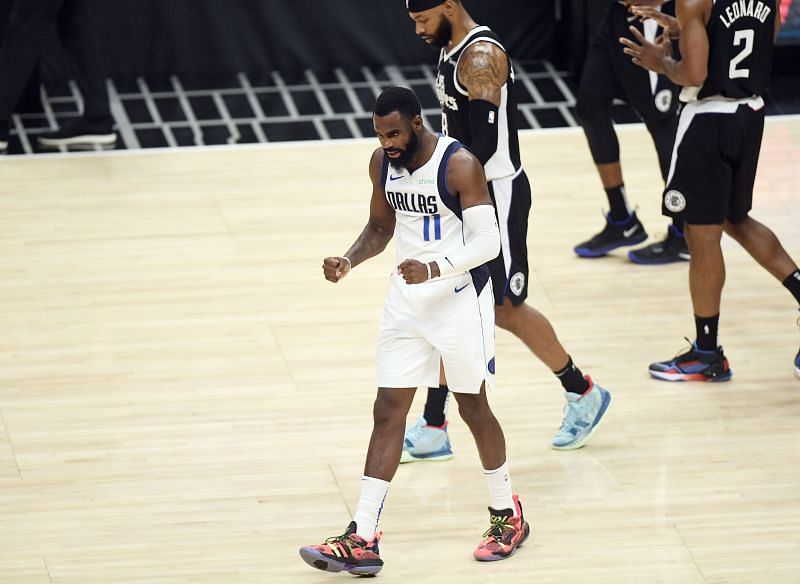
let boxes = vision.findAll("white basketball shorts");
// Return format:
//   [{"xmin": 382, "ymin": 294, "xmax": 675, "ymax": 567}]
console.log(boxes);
[{"xmin": 375, "ymin": 270, "xmax": 496, "ymax": 394}]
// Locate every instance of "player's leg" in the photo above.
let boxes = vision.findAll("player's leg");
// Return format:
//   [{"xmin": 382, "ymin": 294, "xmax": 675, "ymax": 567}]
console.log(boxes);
[
  {"xmin": 452, "ymin": 386, "xmax": 521, "ymax": 554},
  {"xmin": 649, "ymin": 105, "xmax": 733, "ymax": 382},
  {"xmin": 574, "ymin": 10, "xmax": 648, "ymax": 257},
  {"xmin": 628, "ymin": 102, "xmax": 690, "ymax": 264},
  {"xmin": 721, "ymin": 106, "xmax": 800, "ymax": 378},
  {"xmin": 451, "ymin": 385, "xmax": 530, "ymax": 561},
  {"xmin": 299, "ymin": 387, "xmax": 415, "ymax": 575},
  {"xmin": 725, "ymin": 216, "xmax": 800, "ymax": 378},
  {"xmin": 0, "ymin": 0, "xmax": 63, "ymax": 152},
  {"xmin": 36, "ymin": 0, "xmax": 116, "ymax": 150},
  {"xmin": 300, "ymin": 278, "xmax": 436, "ymax": 574},
  {"xmin": 401, "ymin": 363, "xmax": 453, "ymax": 463},
  {"xmin": 491, "ymin": 172, "xmax": 612, "ymax": 449}
]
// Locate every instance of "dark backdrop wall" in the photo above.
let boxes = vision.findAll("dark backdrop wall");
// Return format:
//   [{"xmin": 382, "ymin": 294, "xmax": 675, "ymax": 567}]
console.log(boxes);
[{"xmin": 27, "ymin": 0, "xmax": 554, "ymax": 84}]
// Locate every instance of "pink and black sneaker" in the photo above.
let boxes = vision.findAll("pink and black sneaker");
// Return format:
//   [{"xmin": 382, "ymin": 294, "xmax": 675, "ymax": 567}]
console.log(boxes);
[
  {"xmin": 299, "ymin": 521, "xmax": 383, "ymax": 576},
  {"xmin": 473, "ymin": 494, "xmax": 531, "ymax": 562},
  {"xmin": 649, "ymin": 340, "xmax": 732, "ymax": 382}
]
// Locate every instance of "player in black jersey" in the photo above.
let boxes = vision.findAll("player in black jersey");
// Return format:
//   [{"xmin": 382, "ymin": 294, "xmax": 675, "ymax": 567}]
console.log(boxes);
[
  {"xmin": 575, "ymin": 0, "xmax": 689, "ymax": 264},
  {"xmin": 402, "ymin": 0, "xmax": 612, "ymax": 456},
  {"xmin": 622, "ymin": 0, "xmax": 800, "ymax": 381}
]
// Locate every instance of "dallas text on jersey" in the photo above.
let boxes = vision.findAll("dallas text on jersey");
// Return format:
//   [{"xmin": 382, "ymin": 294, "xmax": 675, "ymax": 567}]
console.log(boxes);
[{"xmin": 386, "ymin": 190, "xmax": 440, "ymax": 214}]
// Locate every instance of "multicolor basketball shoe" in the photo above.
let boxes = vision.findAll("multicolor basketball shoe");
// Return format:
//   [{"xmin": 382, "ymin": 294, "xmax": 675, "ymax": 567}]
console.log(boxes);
[
  {"xmin": 552, "ymin": 376, "xmax": 612, "ymax": 450},
  {"xmin": 299, "ymin": 521, "xmax": 383, "ymax": 576},
  {"xmin": 794, "ymin": 347, "xmax": 799, "ymax": 380},
  {"xmin": 473, "ymin": 494, "xmax": 531, "ymax": 562},
  {"xmin": 649, "ymin": 340, "xmax": 732, "ymax": 382},
  {"xmin": 400, "ymin": 416, "xmax": 453, "ymax": 463}
]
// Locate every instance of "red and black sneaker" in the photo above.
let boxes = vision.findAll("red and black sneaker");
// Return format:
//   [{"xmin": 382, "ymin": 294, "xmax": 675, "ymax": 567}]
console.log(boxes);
[
  {"xmin": 299, "ymin": 521, "xmax": 383, "ymax": 576},
  {"xmin": 649, "ymin": 340, "xmax": 732, "ymax": 382},
  {"xmin": 473, "ymin": 494, "xmax": 531, "ymax": 562}
]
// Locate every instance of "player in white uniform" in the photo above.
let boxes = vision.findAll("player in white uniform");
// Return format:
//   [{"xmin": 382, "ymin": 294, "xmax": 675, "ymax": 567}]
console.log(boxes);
[{"xmin": 299, "ymin": 87, "xmax": 530, "ymax": 575}]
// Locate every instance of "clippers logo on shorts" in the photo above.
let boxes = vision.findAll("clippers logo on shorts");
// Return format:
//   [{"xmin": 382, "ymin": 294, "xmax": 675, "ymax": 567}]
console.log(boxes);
[
  {"xmin": 509, "ymin": 272, "xmax": 525, "ymax": 296},
  {"xmin": 655, "ymin": 89, "xmax": 673, "ymax": 113},
  {"xmin": 664, "ymin": 190, "xmax": 687, "ymax": 213},
  {"xmin": 488, "ymin": 357, "xmax": 496, "ymax": 374}
]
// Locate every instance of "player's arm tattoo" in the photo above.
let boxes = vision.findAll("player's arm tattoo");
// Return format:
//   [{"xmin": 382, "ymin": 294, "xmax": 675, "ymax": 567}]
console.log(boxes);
[
  {"xmin": 457, "ymin": 42, "xmax": 507, "ymax": 106},
  {"xmin": 344, "ymin": 219, "xmax": 394, "ymax": 267},
  {"xmin": 343, "ymin": 148, "xmax": 396, "ymax": 267}
]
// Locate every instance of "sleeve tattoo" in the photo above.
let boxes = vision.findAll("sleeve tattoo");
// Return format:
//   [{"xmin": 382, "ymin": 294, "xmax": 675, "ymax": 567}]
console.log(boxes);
[{"xmin": 457, "ymin": 42, "xmax": 507, "ymax": 105}]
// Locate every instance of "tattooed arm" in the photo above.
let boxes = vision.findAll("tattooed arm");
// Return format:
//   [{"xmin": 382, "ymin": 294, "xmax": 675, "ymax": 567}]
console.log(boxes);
[
  {"xmin": 455, "ymin": 41, "xmax": 508, "ymax": 165},
  {"xmin": 456, "ymin": 41, "xmax": 508, "ymax": 107}
]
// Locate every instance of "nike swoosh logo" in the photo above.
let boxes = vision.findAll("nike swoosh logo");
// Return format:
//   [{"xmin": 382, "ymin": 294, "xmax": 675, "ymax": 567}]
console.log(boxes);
[
  {"xmin": 623, "ymin": 225, "xmax": 639, "ymax": 238},
  {"xmin": 454, "ymin": 283, "xmax": 471, "ymax": 293},
  {"xmin": 389, "ymin": 175, "xmax": 404, "ymax": 181}
]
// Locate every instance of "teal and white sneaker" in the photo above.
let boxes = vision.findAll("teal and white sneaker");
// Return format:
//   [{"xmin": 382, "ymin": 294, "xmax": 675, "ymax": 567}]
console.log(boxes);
[
  {"xmin": 552, "ymin": 377, "xmax": 612, "ymax": 450},
  {"xmin": 400, "ymin": 416, "xmax": 453, "ymax": 463}
]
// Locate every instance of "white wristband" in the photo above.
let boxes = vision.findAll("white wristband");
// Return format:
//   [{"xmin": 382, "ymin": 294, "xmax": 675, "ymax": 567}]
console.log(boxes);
[
  {"xmin": 341, "ymin": 256, "xmax": 352, "ymax": 269},
  {"xmin": 425, "ymin": 262, "xmax": 432, "ymax": 281}
]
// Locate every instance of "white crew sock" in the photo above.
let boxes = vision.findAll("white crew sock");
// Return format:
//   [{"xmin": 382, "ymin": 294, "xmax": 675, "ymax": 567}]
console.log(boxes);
[
  {"xmin": 483, "ymin": 461, "xmax": 515, "ymax": 514},
  {"xmin": 352, "ymin": 476, "xmax": 390, "ymax": 540}
]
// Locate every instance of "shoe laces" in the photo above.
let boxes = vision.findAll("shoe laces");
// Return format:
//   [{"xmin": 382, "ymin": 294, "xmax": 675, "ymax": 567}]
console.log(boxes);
[
  {"xmin": 673, "ymin": 337, "xmax": 697, "ymax": 360},
  {"xmin": 405, "ymin": 421, "xmax": 427, "ymax": 444},
  {"xmin": 558, "ymin": 399, "xmax": 582, "ymax": 432},
  {"xmin": 483, "ymin": 514, "xmax": 513, "ymax": 540},
  {"xmin": 325, "ymin": 532, "xmax": 351, "ymax": 545}
]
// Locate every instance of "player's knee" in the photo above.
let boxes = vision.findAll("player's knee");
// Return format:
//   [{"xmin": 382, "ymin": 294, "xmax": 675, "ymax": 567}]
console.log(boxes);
[
  {"xmin": 723, "ymin": 216, "xmax": 751, "ymax": 239},
  {"xmin": 575, "ymin": 90, "xmax": 610, "ymax": 126},
  {"xmin": 455, "ymin": 393, "xmax": 490, "ymax": 426},
  {"xmin": 494, "ymin": 302, "xmax": 514, "ymax": 331},
  {"xmin": 372, "ymin": 391, "xmax": 407, "ymax": 427}
]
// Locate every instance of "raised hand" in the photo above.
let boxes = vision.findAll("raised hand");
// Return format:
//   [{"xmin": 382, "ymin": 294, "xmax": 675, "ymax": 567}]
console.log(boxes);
[
  {"xmin": 630, "ymin": 5, "xmax": 680, "ymax": 38},
  {"xmin": 620, "ymin": 25, "xmax": 672, "ymax": 74}
]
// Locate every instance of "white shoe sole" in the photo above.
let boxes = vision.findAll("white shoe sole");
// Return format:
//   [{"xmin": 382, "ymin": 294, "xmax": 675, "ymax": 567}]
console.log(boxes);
[
  {"xmin": 399, "ymin": 451, "xmax": 454, "ymax": 463},
  {"xmin": 795, "ymin": 365, "xmax": 800, "ymax": 380},
  {"xmin": 38, "ymin": 133, "xmax": 117, "ymax": 148}
]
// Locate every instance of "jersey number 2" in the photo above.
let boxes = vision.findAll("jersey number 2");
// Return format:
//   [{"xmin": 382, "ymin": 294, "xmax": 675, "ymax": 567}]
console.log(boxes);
[{"xmin": 729, "ymin": 29, "xmax": 754, "ymax": 80}]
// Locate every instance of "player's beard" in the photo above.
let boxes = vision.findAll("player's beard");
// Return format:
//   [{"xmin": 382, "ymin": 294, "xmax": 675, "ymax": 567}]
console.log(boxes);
[
  {"xmin": 386, "ymin": 130, "xmax": 420, "ymax": 171},
  {"xmin": 430, "ymin": 15, "xmax": 452, "ymax": 48}
]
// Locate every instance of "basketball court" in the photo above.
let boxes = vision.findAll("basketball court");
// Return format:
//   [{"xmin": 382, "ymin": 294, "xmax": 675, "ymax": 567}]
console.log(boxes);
[{"xmin": 0, "ymin": 116, "xmax": 798, "ymax": 582}]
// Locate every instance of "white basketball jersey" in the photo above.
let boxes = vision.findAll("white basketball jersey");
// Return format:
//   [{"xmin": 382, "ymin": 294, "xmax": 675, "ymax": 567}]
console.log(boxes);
[{"xmin": 382, "ymin": 136, "xmax": 471, "ymax": 273}]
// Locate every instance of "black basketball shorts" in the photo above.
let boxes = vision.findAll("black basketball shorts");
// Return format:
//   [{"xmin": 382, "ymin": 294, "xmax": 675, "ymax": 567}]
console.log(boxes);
[
  {"xmin": 487, "ymin": 169, "xmax": 532, "ymax": 306},
  {"xmin": 662, "ymin": 97, "xmax": 765, "ymax": 225}
]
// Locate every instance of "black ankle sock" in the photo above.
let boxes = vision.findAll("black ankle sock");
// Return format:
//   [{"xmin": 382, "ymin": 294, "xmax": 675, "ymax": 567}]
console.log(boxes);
[
  {"xmin": 695, "ymin": 314, "xmax": 720, "ymax": 351},
  {"xmin": 783, "ymin": 270, "xmax": 800, "ymax": 306},
  {"xmin": 554, "ymin": 357, "xmax": 589, "ymax": 395},
  {"xmin": 423, "ymin": 385, "xmax": 448, "ymax": 427},
  {"xmin": 605, "ymin": 184, "xmax": 630, "ymax": 222}
]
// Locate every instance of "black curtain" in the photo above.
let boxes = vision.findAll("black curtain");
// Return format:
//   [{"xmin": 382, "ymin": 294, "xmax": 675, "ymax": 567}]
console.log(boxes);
[{"xmin": 50, "ymin": 0, "xmax": 554, "ymax": 84}]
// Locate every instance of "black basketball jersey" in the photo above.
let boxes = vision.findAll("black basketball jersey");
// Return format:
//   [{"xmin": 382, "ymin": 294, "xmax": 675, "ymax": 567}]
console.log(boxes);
[
  {"xmin": 695, "ymin": 0, "xmax": 775, "ymax": 100},
  {"xmin": 435, "ymin": 26, "xmax": 521, "ymax": 181}
]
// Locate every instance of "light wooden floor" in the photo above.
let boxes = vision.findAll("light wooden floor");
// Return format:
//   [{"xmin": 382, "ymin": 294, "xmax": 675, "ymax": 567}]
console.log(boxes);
[{"xmin": 0, "ymin": 118, "xmax": 798, "ymax": 584}]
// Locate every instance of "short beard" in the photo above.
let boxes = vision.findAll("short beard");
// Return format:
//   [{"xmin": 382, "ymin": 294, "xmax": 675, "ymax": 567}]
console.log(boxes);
[
  {"xmin": 430, "ymin": 16, "xmax": 452, "ymax": 48},
  {"xmin": 387, "ymin": 130, "xmax": 420, "ymax": 171}
]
